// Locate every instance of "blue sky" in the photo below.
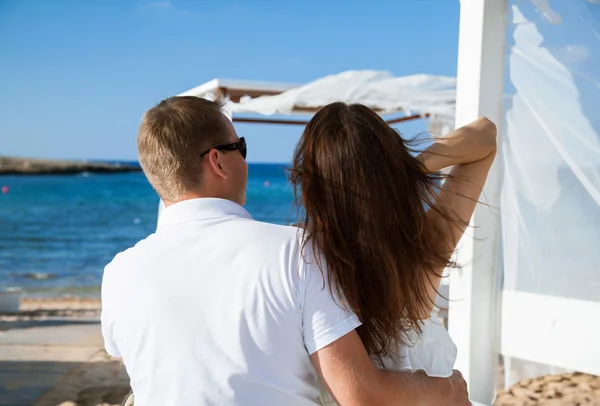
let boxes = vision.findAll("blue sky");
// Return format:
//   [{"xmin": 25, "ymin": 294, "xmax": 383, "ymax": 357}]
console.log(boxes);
[{"xmin": 0, "ymin": 0, "xmax": 459, "ymax": 163}]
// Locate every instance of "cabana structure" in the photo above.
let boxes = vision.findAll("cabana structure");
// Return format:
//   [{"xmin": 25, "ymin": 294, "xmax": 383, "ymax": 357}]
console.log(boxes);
[
  {"xmin": 162, "ymin": 1, "xmax": 600, "ymax": 404},
  {"xmin": 177, "ymin": 70, "xmax": 456, "ymax": 129}
]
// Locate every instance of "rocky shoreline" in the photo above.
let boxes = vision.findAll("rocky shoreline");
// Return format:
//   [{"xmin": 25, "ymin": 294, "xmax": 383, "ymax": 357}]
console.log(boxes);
[{"xmin": 0, "ymin": 156, "xmax": 141, "ymax": 175}]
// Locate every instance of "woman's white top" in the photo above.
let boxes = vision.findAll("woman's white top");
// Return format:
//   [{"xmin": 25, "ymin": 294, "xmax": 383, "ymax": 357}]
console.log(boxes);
[{"xmin": 317, "ymin": 313, "xmax": 457, "ymax": 405}]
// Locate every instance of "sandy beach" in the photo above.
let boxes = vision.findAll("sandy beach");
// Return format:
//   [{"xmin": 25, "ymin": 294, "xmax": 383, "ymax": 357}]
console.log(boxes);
[
  {"xmin": 0, "ymin": 298, "xmax": 129, "ymax": 406},
  {"xmin": 1, "ymin": 297, "xmax": 599, "ymax": 406}
]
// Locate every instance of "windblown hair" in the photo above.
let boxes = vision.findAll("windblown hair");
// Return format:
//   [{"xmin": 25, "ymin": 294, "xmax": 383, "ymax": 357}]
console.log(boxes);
[{"xmin": 289, "ymin": 102, "xmax": 456, "ymax": 363}]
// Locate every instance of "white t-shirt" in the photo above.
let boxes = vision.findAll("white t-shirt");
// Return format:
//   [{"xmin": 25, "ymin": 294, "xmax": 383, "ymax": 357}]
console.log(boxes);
[
  {"xmin": 101, "ymin": 198, "xmax": 361, "ymax": 406},
  {"xmin": 317, "ymin": 313, "xmax": 457, "ymax": 405}
]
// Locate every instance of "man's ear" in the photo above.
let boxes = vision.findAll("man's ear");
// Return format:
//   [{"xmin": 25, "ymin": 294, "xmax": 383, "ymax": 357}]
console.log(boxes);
[{"xmin": 207, "ymin": 150, "xmax": 228, "ymax": 180}]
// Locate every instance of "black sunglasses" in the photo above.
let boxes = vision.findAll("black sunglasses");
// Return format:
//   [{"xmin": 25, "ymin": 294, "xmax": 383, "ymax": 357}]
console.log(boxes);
[{"xmin": 200, "ymin": 137, "xmax": 247, "ymax": 160}]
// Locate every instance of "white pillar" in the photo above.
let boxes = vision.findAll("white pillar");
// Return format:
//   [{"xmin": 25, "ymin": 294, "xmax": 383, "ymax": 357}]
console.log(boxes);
[{"xmin": 449, "ymin": 0, "xmax": 507, "ymax": 404}]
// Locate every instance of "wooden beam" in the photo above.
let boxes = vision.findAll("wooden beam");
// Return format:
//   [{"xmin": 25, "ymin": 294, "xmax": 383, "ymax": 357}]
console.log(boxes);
[
  {"xmin": 232, "ymin": 113, "xmax": 426, "ymax": 126},
  {"xmin": 221, "ymin": 87, "xmax": 284, "ymax": 102},
  {"xmin": 232, "ymin": 117, "xmax": 311, "ymax": 125},
  {"xmin": 385, "ymin": 113, "xmax": 428, "ymax": 124},
  {"xmin": 220, "ymin": 87, "xmax": 321, "ymax": 113}
]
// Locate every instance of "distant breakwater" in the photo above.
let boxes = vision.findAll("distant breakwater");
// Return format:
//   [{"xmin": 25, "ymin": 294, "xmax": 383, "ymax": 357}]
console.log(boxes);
[{"xmin": 0, "ymin": 156, "xmax": 142, "ymax": 175}]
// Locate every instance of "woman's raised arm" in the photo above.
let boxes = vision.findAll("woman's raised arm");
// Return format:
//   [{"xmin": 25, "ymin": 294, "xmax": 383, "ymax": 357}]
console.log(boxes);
[{"xmin": 418, "ymin": 117, "xmax": 497, "ymax": 316}]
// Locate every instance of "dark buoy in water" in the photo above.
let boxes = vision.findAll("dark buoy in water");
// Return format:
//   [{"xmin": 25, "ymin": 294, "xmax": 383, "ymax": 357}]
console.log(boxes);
[{"xmin": 1, "ymin": 186, "xmax": 8, "ymax": 194}]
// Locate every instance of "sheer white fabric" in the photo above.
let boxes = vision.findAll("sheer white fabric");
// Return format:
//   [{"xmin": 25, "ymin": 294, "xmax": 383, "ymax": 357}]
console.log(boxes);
[
  {"xmin": 232, "ymin": 71, "xmax": 455, "ymax": 125},
  {"xmin": 499, "ymin": 0, "xmax": 600, "ymax": 386},
  {"xmin": 184, "ymin": 70, "xmax": 456, "ymax": 132}
]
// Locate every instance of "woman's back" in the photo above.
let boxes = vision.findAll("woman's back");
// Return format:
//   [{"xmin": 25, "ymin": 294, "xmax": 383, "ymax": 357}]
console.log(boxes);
[
  {"xmin": 291, "ymin": 101, "xmax": 497, "ymax": 403},
  {"xmin": 317, "ymin": 312, "xmax": 457, "ymax": 405},
  {"xmin": 289, "ymin": 102, "xmax": 453, "ymax": 362}
]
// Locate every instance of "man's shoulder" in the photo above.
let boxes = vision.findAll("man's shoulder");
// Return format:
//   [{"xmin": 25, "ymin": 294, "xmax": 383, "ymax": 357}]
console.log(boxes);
[
  {"xmin": 244, "ymin": 220, "xmax": 303, "ymax": 241},
  {"xmin": 206, "ymin": 214, "xmax": 297, "ymax": 244},
  {"xmin": 239, "ymin": 220, "xmax": 316, "ymax": 257},
  {"xmin": 104, "ymin": 233, "xmax": 159, "ymax": 274},
  {"xmin": 105, "ymin": 221, "xmax": 306, "ymax": 270}
]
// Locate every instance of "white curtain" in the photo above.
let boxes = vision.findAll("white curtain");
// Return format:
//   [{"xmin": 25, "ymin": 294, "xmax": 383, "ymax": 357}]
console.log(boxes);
[{"xmin": 499, "ymin": 0, "xmax": 600, "ymax": 386}]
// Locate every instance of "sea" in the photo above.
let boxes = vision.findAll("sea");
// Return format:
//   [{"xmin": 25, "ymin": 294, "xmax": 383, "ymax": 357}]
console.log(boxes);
[{"xmin": 0, "ymin": 164, "xmax": 295, "ymax": 298}]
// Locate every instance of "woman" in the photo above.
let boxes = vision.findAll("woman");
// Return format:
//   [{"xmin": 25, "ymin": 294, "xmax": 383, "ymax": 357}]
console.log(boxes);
[{"xmin": 289, "ymin": 102, "xmax": 497, "ymax": 404}]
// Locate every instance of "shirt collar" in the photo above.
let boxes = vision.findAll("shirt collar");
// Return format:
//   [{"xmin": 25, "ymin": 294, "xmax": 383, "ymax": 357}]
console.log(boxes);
[{"xmin": 157, "ymin": 198, "xmax": 253, "ymax": 229}]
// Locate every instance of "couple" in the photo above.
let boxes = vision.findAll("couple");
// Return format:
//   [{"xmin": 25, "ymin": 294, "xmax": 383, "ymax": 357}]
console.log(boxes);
[{"xmin": 101, "ymin": 96, "xmax": 496, "ymax": 405}]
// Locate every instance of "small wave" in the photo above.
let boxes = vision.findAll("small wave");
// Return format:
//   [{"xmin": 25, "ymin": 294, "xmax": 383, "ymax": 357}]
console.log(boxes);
[
  {"xmin": 19, "ymin": 285, "xmax": 101, "ymax": 299},
  {"xmin": 21, "ymin": 272, "xmax": 58, "ymax": 280}
]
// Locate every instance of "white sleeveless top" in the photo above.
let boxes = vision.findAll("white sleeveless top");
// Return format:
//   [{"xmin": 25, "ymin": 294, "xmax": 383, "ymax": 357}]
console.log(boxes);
[{"xmin": 317, "ymin": 313, "xmax": 457, "ymax": 405}]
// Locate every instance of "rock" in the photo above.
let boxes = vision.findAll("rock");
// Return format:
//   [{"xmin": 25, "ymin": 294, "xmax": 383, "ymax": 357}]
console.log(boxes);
[{"xmin": 0, "ymin": 156, "xmax": 141, "ymax": 175}]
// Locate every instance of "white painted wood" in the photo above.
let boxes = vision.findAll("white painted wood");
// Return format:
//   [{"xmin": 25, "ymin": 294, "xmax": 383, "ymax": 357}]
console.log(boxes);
[
  {"xmin": 501, "ymin": 291, "xmax": 600, "ymax": 376},
  {"xmin": 178, "ymin": 78, "xmax": 300, "ymax": 97},
  {"xmin": 449, "ymin": 0, "xmax": 508, "ymax": 403}
]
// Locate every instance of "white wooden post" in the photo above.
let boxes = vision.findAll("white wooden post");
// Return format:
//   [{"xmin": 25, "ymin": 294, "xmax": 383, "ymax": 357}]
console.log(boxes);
[{"xmin": 448, "ymin": 0, "xmax": 507, "ymax": 404}]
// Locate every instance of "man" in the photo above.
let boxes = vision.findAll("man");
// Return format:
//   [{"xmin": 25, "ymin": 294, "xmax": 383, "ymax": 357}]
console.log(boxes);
[{"xmin": 101, "ymin": 96, "xmax": 470, "ymax": 405}]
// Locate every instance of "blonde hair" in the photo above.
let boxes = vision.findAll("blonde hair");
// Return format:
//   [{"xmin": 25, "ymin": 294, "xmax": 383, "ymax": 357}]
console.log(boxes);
[{"xmin": 137, "ymin": 96, "xmax": 228, "ymax": 201}]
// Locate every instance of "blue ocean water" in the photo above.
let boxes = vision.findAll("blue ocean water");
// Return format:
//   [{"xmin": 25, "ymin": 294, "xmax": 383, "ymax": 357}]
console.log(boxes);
[{"xmin": 0, "ymin": 164, "xmax": 295, "ymax": 297}]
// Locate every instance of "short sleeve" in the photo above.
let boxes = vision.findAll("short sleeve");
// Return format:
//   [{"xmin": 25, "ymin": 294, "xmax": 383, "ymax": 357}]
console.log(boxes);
[
  {"xmin": 101, "ymin": 265, "xmax": 121, "ymax": 358},
  {"xmin": 299, "ymin": 254, "xmax": 361, "ymax": 355},
  {"xmin": 101, "ymin": 312, "xmax": 121, "ymax": 357}
]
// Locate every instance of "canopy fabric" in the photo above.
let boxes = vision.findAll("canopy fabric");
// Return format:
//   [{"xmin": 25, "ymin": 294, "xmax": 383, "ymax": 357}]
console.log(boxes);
[{"xmin": 181, "ymin": 70, "xmax": 457, "ymax": 129}]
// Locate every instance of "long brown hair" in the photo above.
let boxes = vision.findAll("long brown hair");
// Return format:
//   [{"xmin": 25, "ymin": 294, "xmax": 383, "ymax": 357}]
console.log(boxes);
[{"xmin": 289, "ymin": 102, "xmax": 455, "ymax": 363}]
